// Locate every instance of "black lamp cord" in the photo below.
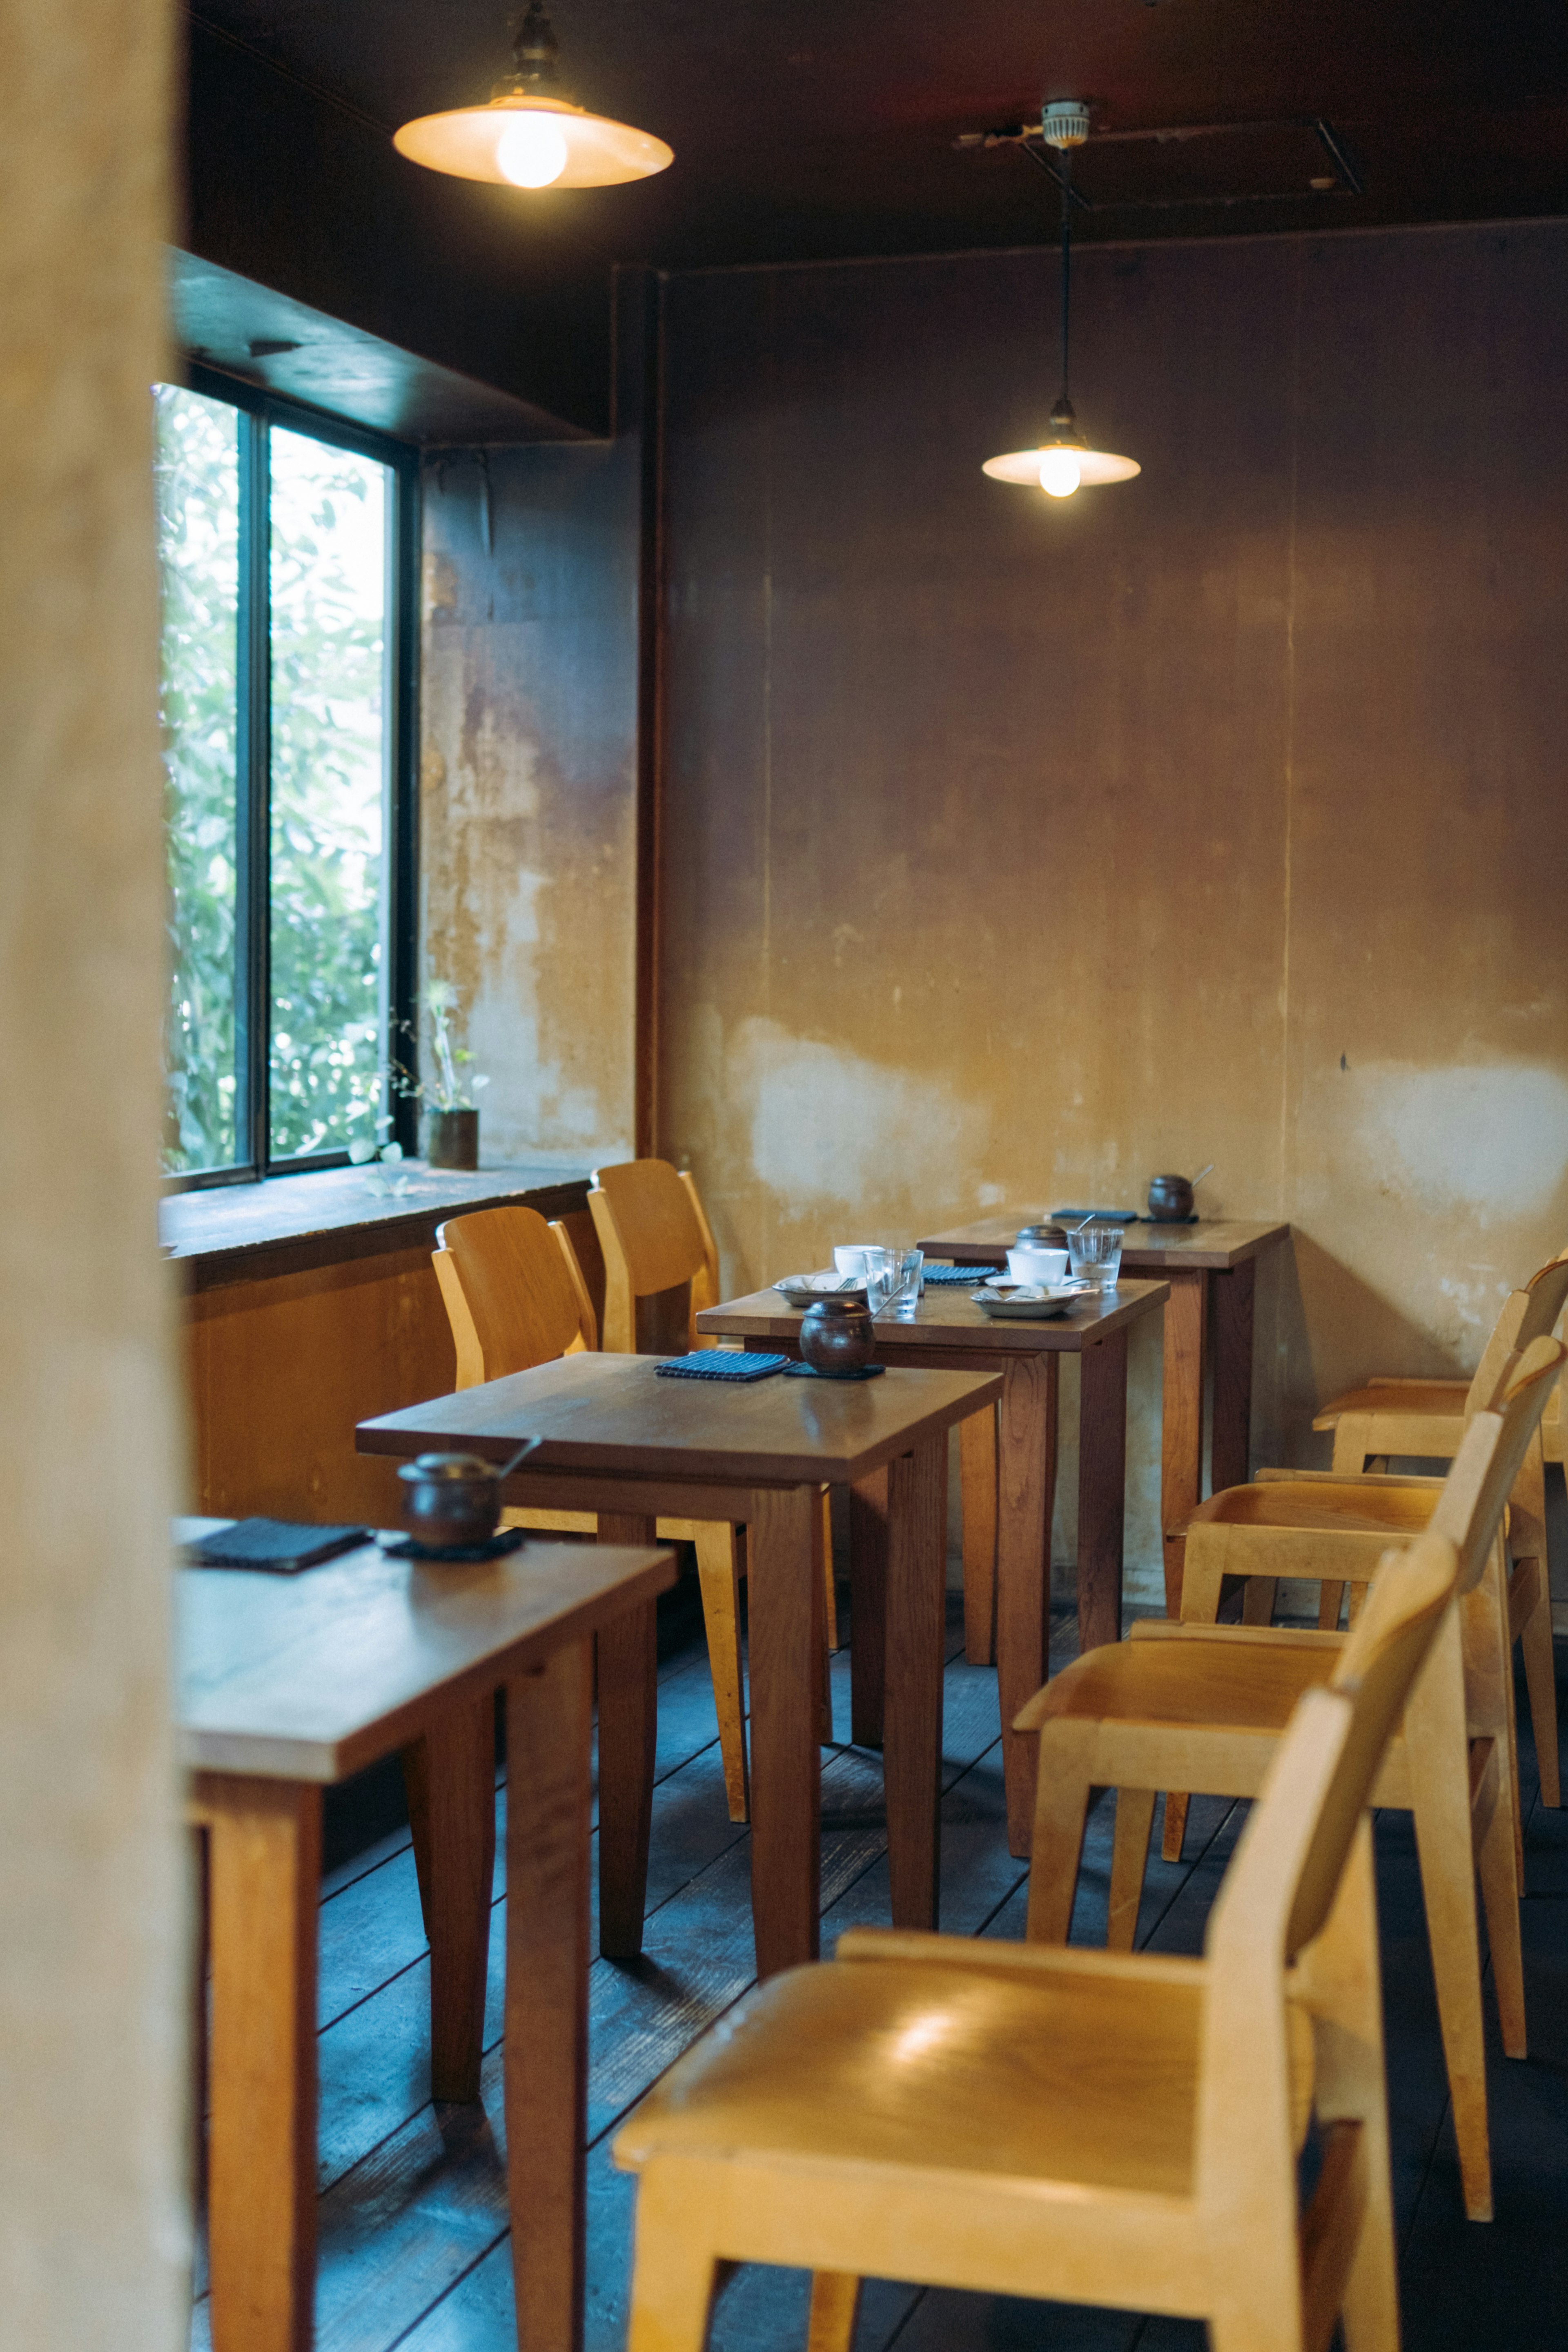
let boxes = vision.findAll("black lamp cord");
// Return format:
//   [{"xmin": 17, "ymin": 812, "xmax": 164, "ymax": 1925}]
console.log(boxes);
[{"xmin": 1059, "ymin": 144, "xmax": 1072, "ymax": 405}]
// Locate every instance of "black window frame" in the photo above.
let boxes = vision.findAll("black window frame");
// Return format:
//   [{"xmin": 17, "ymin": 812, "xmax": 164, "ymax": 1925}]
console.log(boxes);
[{"xmin": 160, "ymin": 362, "xmax": 421, "ymax": 1192}]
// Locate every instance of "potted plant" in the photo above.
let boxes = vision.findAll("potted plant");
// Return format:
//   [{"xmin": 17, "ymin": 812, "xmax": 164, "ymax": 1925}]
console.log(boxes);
[{"xmin": 376, "ymin": 978, "xmax": 490, "ymax": 1171}]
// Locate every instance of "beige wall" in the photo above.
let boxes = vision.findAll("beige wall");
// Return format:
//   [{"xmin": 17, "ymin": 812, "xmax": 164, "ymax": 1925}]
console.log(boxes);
[
  {"xmin": 0, "ymin": 0, "xmax": 188, "ymax": 2337},
  {"xmin": 420, "ymin": 440, "xmax": 641, "ymax": 1171},
  {"xmin": 655, "ymin": 224, "xmax": 1568, "ymax": 1593}
]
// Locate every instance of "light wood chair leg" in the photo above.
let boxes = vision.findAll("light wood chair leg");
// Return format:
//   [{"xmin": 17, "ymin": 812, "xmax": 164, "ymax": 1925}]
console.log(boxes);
[
  {"xmin": 1404, "ymin": 1608, "xmax": 1493, "ymax": 2221},
  {"xmin": 1305, "ymin": 1822, "xmax": 1400, "ymax": 2352},
  {"xmin": 1317, "ymin": 1582, "xmax": 1348, "ymax": 1629},
  {"xmin": 1107, "ymin": 1787, "xmax": 1156, "ymax": 1950},
  {"xmin": 202, "ymin": 1773, "xmax": 320, "ymax": 2352},
  {"xmin": 692, "ymin": 1521, "xmax": 750, "ymax": 1822},
  {"xmin": 960, "ymin": 1403, "xmax": 998, "ymax": 1665},
  {"xmin": 1160, "ymin": 1791, "xmax": 1191, "ymax": 1864},
  {"xmin": 1517, "ymin": 1556, "xmax": 1561, "ymax": 1807},
  {"xmin": 625, "ymin": 2169, "xmax": 719, "ymax": 2352},
  {"xmin": 1164, "ymin": 1542, "xmax": 1228, "ymax": 1862},
  {"xmin": 807, "ymin": 2271, "xmax": 862, "ymax": 2352},
  {"xmin": 1025, "ymin": 1727, "xmax": 1094, "ymax": 1944},
  {"xmin": 1475, "ymin": 1739, "xmax": 1527, "ymax": 2060}
]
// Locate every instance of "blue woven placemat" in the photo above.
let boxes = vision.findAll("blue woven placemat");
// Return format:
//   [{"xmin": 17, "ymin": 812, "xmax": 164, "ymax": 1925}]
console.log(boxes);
[
  {"xmin": 656, "ymin": 1352, "xmax": 790, "ymax": 1383},
  {"xmin": 924, "ymin": 1261, "xmax": 1004, "ymax": 1283}
]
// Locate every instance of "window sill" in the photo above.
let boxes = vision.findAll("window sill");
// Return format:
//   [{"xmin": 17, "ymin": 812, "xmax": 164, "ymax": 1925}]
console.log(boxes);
[{"xmin": 161, "ymin": 1159, "xmax": 592, "ymax": 1288}]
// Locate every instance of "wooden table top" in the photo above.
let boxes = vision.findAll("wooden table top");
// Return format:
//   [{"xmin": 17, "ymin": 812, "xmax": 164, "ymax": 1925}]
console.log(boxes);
[
  {"xmin": 357, "ymin": 1348, "xmax": 1003, "ymax": 1490},
  {"xmin": 914, "ymin": 1212, "xmax": 1291, "ymax": 1273},
  {"xmin": 177, "ymin": 1533, "xmax": 676, "ymax": 1782},
  {"xmin": 698, "ymin": 1279, "xmax": 1169, "ymax": 1354}
]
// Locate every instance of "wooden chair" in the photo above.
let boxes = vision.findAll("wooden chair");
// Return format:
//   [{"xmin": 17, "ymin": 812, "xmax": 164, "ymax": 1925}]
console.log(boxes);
[
  {"xmin": 1310, "ymin": 1241, "xmax": 1568, "ymax": 1802},
  {"xmin": 1022, "ymin": 1337, "xmax": 1564, "ymax": 2223},
  {"xmin": 432, "ymin": 1203, "xmax": 752, "ymax": 1820},
  {"xmin": 613, "ymin": 1528, "xmax": 1461, "ymax": 2352},
  {"xmin": 589, "ymin": 1157, "xmax": 841, "ymax": 1655},
  {"xmin": 1167, "ymin": 1256, "xmax": 1568, "ymax": 1863}
]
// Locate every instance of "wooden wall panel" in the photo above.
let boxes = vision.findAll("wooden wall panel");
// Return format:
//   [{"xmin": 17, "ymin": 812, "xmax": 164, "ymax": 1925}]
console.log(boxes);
[
  {"xmin": 185, "ymin": 1250, "xmax": 458, "ymax": 1525},
  {"xmin": 655, "ymin": 223, "xmax": 1568, "ymax": 1598}
]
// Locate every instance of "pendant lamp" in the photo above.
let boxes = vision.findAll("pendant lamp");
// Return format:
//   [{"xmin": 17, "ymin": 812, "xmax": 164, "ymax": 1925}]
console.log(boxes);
[
  {"xmin": 394, "ymin": 2, "xmax": 673, "ymax": 191},
  {"xmin": 983, "ymin": 102, "xmax": 1138, "ymax": 498}
]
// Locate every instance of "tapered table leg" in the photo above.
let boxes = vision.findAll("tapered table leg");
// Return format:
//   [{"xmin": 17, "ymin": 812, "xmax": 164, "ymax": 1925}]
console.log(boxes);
[
  {"xmin": 595, "ymin": 1512, "xmax": 658, "ymax": 1959},
  {"xmin": 847, "ymin": 1466, "xmax": 889, "ymax": 1747},
  {"xmin": 748, "ymin": 1482, "xmax": 823, "ymax": 1977},
  {"xmin": 1159, "ymin": 1270, "xmax": 1207, "ymax": 1617},
  {"xmin": 1210, "ymin": 1259, "xmax": 1256, "ymax": 1492},
  {"xmin": 1078, "ymin": 1325, "xmax": 1129, "ymax": 1656},
  {"xmin": 416, "ymin": 1696, "xmax": 497, "ymax": 2102},
  {"xmin": 960, "ymin": 1406, "xmax": 999, "ymax": 1664},
  {"xmin": 505, "ymin": 1641, "xmax": 594, "ymax": 2352},
  {"xmin": 202, "ymin": 1773, "xmax": 320, "ymax": 2352},
  {"xmin": 996, "ymin": 1353, "xmax": 1059, "ymax": 1857},
  {"xmin": 884, "ymin": 1432, "xmax": 949, "ymax": 1930}
]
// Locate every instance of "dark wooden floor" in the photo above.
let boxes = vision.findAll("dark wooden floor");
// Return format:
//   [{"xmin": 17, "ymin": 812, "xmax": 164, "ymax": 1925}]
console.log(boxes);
[{"xmin": 190, "ymin": 1573, "xmax": 1568, "ymax": 2352}]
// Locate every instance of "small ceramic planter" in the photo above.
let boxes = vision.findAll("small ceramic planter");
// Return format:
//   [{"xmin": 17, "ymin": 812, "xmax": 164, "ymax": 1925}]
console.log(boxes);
[{"xmin": 428, "ymin": 1107, "xmax": 479, "ymax": 1170}]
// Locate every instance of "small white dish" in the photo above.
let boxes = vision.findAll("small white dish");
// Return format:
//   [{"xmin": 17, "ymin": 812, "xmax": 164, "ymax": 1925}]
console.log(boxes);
[
  {"xmin": 773, "ymin": 1270, "xmax": 863, "ymax": 1307},
  {"xmin": 971, "ymin": 1282, "xmax": 1089, "ymax": 1320}
]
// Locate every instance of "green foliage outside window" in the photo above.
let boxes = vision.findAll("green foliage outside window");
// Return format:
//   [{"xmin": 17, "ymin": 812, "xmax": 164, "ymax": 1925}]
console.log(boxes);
[
  {"xmin": 154, "ymin": 388, "xmax": 394, "ymax": 1174},
  {"xmin": 155, "ymin": 384, "xmax": 240, "ymax": 1172}
]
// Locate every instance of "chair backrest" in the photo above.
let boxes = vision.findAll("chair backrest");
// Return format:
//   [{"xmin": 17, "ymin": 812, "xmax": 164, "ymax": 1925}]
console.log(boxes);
[
  {"xmin": 431, "ymin": 1205, "xmax": 596, "ymax": 1388},
  {"xmin": 1459, "ymin": 1245, "xmax": 1568, "ymax": 1420},
  {"xmin": 1435, "ymin": 1333, "xmax": 1566, "ymax": 1590},
  {"xmin": 1207, "ymin": 1523, "xmax": 1459, "ymax": 1985},
  {"xmin": 589, "ymin": 1158, "xmax": 719, "ymax": 1352}
]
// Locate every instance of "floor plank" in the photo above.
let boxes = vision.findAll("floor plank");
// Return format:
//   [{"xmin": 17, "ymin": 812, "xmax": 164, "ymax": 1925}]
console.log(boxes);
[{"xmin": 194, "ymin": 1595, "xmax": 1568, "ymax": 2352}]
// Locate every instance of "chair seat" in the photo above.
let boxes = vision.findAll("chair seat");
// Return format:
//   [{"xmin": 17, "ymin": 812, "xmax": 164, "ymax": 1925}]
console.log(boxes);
[
  {"xmin": 1189, "ymin": 1478, "xmax": 1438, "ymax": 1539},
  {"xmin": 1315, "ymin": 1380, "xmax": 1468, "ymax": 1428},
  {"xmin": 1025, "ymin": 1632, "xmax": 1338, "ymax": 1735},
  {"xmin": 618, "ymin": 1952, "xmax": 1216, "ymax": 2197}
]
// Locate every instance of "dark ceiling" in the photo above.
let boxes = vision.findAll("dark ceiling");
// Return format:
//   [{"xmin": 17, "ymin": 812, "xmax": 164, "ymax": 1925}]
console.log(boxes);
[{"xmin": 182, "ymin": 0, "xmax": 1568, "ymax": 434}]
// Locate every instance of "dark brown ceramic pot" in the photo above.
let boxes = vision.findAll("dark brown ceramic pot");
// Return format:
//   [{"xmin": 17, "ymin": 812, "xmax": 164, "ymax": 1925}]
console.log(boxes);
[
  {"xmin": 1146, "ymin": 1173, "xmax": 1195, "ymax": 1221},
  {"xmin": 428, "ymin": 1107, "xmax": 479, "ymax": 1170},
  {"xmin": 397, "ymin": 1452, "xmax": 502, "ymax": 1548},
  {"xmin": 799, "ymin": 1292, "xmax": 876, "ymax": 1375}
]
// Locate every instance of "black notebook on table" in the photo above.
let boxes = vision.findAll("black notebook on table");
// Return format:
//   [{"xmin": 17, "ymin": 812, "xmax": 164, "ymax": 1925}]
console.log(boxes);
[{"xmin": 183, "ymin": 1518, "xmax": 370, "ymax": 1575}]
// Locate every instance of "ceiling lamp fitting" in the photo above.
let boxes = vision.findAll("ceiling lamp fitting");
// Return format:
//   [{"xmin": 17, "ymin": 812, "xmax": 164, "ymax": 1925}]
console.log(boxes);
[
  {"xmin": 982, "ymin": 100, "xmax": 1139, "ymax": 500},
  {"xmin": 1040, "ymin": 100, "xmax": 1091, "ymax": 149},
  {"xmin": 393, "ymin": 2, "xmax": 673, "ymax": 191}
]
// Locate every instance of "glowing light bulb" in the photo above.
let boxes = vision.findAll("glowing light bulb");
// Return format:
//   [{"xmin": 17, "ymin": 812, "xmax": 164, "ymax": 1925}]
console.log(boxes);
[
  {"xmin": 1038, "ymin": 448, "xmax": 1082, "ymax": 499},
  {"xmin": 496, "ymin": 112, "xmax": 570, "ymax": 187}
]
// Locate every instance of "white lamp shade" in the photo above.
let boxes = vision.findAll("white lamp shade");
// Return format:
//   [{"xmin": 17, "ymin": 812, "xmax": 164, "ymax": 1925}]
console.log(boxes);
[
  {"xmin": 982, "ymin": 445, "xmax": 1141, "ymax": 487},
  {"xmin": 394, "ymin": 95, "xmax": 673, "ymax": 188}
]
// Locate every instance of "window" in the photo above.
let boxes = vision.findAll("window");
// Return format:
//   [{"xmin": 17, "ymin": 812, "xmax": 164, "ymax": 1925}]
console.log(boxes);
[{"xmin": 154, "ymin": 373, "xmax": 416, "ymax": 1184}]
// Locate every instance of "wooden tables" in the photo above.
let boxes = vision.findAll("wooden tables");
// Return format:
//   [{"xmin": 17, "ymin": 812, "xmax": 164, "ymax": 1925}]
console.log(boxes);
[
  {"xmin": 915, "ymin": 1215, "xmax": 1291, "ymax": 1612},
  {"xmin": 358, "ymin": 1350, "xmax": 1000, "ymax": 1976},
  {"xmin": 696, "ymin": 1283, "xmax": 1168, "ymax": 1855},
  {"xmin": 180, "ymin": 1530, "xmax": 675, "ymax": 2352}
]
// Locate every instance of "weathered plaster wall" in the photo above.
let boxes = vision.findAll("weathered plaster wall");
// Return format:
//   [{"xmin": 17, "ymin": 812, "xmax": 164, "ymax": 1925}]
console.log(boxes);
[
  {"xmin": 420, "ymin": 439, "xmax": 641, "ymax": 1169},
  {"xmin": 656, "ymin": 223, "xmax": 1568, "ymax": 1591},
  {"xmin": 0, "ymin": 0, "xmax": 188, "ymax": 2335}
]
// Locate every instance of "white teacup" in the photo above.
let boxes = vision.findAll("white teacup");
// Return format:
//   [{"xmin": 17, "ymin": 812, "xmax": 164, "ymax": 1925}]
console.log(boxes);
[
  {"xmin": 1007, "ymin": 1244, "xmax": 1069, "ymax": 1285},
  {"xmin": 833, "ymin": 1245, "xmax": 878, "ymax": 1281}
]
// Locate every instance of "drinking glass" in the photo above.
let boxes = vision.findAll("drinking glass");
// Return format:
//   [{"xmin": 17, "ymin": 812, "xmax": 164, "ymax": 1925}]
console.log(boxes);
[
  {"xmin": 1067, "ymin": 1223, "xmax": 1123, "ymax": 1290},
  {"xmin": 883, "ymin": 1246, "xmax": 924, "ymax": 1314}
]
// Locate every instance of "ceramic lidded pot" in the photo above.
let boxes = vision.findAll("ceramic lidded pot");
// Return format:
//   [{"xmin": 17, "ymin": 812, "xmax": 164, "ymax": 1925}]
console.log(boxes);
[
  {"xmin": 1146, "ymin": 1174, "xmax": 1194, "ymax": 1222},
  {"xmin": 397, "ymin": 1451, "xmax": 503, "ymax": 1548},
  {"xmin": 799, "ymin": 1290, "xmax": 876, "ymax": 1375}
]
